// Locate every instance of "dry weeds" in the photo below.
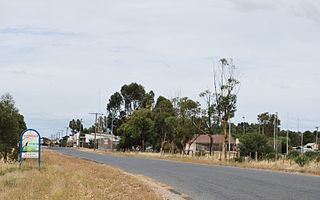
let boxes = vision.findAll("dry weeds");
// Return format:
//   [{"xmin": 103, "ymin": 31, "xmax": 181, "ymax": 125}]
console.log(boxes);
[{"xmin": 0, "ymin": 150, "xmax": 161, "ymax": 200}]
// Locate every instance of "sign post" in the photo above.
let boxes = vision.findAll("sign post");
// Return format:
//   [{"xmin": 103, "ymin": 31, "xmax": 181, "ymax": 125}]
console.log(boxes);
[{"xmin": 19, "ymin": 129, "xmax": 41, "ymax": 170}]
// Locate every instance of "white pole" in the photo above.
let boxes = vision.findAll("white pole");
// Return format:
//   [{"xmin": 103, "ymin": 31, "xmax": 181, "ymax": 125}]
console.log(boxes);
[
  {"xmin": 273, "ymin": 114, "xmax": 276, "ymax": 150},
  {"xmin": 286, "ymin": 130, "xmax": 289, "ymax": 155},
  {"xmin": 228, "ymin": 119, "xmax": 231, "ymax": 152},
  {"xmin": 316, "ymin": 127, "xmax": 319, "ymax": 150}
]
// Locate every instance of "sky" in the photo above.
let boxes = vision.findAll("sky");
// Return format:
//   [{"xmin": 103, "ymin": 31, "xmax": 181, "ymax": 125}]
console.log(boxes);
[{"xmin": 0, "ymin": 0, "xmax": 320, "ymax": 137}]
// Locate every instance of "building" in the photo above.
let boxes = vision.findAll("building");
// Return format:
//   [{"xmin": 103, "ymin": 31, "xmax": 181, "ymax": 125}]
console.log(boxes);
[
  {"xmin": 185, "ymin": 134, "xmax": 236, "ymax": 153},
  {"xmin": 304, "ymin": 143, "xmax": 318, "ymax": 151},
  {"xmin": 68, "ymin": 132, "xmax": 120, "ymax": 150}
]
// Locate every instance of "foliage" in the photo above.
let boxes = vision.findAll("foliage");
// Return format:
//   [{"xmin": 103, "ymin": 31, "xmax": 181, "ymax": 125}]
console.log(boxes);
[
  {"xmin": 264, "ymin": 151, "xmax": 276, "ymax": 161},
  {"xmin": 316, "ymin": 155, "xmax": 320, "ymax": 165},
  {"xmin": 121, "ymin": 83, "xmax": 146, "ymax": 115},
  {"xmin": 294, "ymin": 154, "xmax": 310, "ymax": 167},
  {"xmin": 304, "ymin": 151, "xmax": 319, "ymax": 161},
  {"xmin": 212, "ymin": 58, "xmax": 240, "ymax": 159},
  {"xmin": 257, "ymin": 112, "xmax": 280, "ymax": 137},
  {"xmin": 239, "ymin": 133, "xmax": 272, "ymax": 159},
  {"xmin": 118, "ymin": 108, "xmax": 153, "ymax": 151},
  {"xmin": 287, "ymin": 151, "xmax": 300, "ymax": 160},
  {"xmin": 69, "ymin": 119, "xmax": 83, "ymax": 133},
  {"xmin": 0, "ymin": 94, "xmax": 27, "ymax": 161},
  {"xmin": 232, "ymin": 156, "xmax": 245, "ymax": 163},
  {"xmin": 153, "ymin": 96, "xmax": 176, "ymax": 153}
]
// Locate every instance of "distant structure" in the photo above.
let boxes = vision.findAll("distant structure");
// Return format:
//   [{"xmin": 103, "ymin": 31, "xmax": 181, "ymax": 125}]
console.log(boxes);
[
  {"xmin": 67, "ymin": 131, "xmax": 120, "ymax": 150},
  {"xmin": 185, "ymin": 134, "xmax": 236, "ymax": 153}
]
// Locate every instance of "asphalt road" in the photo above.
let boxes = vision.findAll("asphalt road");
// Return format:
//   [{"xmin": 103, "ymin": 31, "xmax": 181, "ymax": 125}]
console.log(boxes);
[{"xmin": 53, "ymin": 148, "xmax": 320, "ymax": 200}]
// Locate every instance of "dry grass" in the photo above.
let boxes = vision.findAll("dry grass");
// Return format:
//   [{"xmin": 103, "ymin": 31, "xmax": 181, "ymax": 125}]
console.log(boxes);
[
  {"xmin": 0, "ymin": 150, "xmax": 161, "ymax": 200},
  {"xmin": 81, "ymin": 149, "xmax": 320, "ymax": 176}
]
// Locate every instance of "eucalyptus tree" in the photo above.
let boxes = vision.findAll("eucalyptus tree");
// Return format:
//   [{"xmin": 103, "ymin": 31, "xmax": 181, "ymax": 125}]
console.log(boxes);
[
  {"xmin": 141, "ymin": 90, "xmax": 155, "ymax": 110},
  {"xmin": 213, "ymin": 58, "xmax": 240, "ymax": 160},
  {"xmin": 118, "ymin": 108, "xmax": 153, "ymax": 151},
  {"xmin": 0, "ymin": 94, "xmax": 26, "ymax": 161},
  {"xmin": 257, "ymin": 112, "xmax": 281, "ymax": 137},
  {"xmin": 107, "ymin": 92, "xmax": 123, "ymax": 134},
  {"xmin": 153, "ymin": 96, "xmax": 176, "ymax": 154},
  {"xmin": 172, "ymin": 97, "xmax": 201, "ymax": 153},
  {"xmin": 69, "ymin": 119, "xmax": 83, "ymax": 134},
  {"xmin": 120, "ymin": 83, "xmax": 146, "ymax": 115}
]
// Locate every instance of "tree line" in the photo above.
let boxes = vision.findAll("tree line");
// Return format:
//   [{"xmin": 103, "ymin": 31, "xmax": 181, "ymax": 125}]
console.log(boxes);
[{"xmin": 103, "ymin": 59, "xmax": 240, "ymax": 160}]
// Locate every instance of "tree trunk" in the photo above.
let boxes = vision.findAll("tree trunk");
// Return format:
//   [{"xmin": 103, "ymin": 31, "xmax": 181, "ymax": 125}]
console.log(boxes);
[
  {"xmin": 4, "ymin": 151, "xmax": 8, "ymax": 162},
  {"xmin": 209, "ymin": 136, "xmax": 213, "ymax": 156},
  {"xmin": 160, "ymin": 128, "xmax": 166, "ymax": 155},
  {"xmin": 141, "ymin": 139, "xmax": 145, "ymax": 152},
  {"xmin": 186, "ymin": 134, "xmax": 201, "ymax": 155},
  {"xmin": 222, "ymin": 122, "xmax": 228, "ymax": 161}
]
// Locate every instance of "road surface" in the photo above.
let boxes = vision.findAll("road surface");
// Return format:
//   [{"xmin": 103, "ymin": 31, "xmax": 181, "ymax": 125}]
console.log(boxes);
[{"xmin": 53, "ymin": 148, "xmax": 320, "ymax": 200}]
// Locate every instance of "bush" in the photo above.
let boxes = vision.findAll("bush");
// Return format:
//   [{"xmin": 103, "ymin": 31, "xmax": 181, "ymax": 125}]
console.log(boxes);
[
  {"xmin": 316, "ymin": 155, "xmax": 320, "ymax": 165},
  {"xmin": 305, "ymin": 151, "xmax": 319, "ymax": 161},
  {"xmin": 294, "ymin": 155, "xmax": 310, "ymax": 167},
  {"xmin": 287, "ymin": 151, "xmax": 300, "ymax": 160},
  {"xmin": 232, "ymin": 157, "xmax": 245, "ymax": 163},
  {"xmin": 264, "ymin": 151, "xmax": 276, "ymax": 161},
  {"xmin": 239, "ymin": 132, "xmax": 273, "ymax": 160}
]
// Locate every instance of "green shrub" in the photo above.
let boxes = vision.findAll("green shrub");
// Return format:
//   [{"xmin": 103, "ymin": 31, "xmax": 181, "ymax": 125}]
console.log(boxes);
[
  {"xmin": 294, "ymin": 155, "xmax": 310, "ymax": 167},
  {"xmin": 264, "ymin": 152, "xmax": 276, "ymax": 161},
  {"xmin": 305, "ymin": 151, "xmax": 319, "ymax": 161},
  {"xmin": 287, "ymin": 151, "xmax": 300, "ymax": 160},
  {"xmin": 232, "ymin": 157, "xmax": 245, "ymax": 163},
  {"xmin": 316, "ymin": 155, "xmax": 320, "ymax": 165}
]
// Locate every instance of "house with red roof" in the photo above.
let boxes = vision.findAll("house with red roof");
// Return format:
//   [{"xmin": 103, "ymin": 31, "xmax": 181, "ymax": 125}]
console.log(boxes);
[{"xmin": 185, "ymin": 134, "xmax": 236, "ymax": 153}]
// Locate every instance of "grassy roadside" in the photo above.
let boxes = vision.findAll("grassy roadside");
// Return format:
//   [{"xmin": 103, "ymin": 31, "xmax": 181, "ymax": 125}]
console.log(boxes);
[
  {"xmin": 0, "ymin": 150, "xmax": 161, "ymax": 200},
  {"xmin": 80, "ymin": 148, "xmax": 320, "ymax": 176}
]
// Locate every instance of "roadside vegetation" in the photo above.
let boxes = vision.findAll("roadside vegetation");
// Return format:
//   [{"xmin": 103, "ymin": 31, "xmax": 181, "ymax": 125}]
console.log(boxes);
[{"xmin": 0, "ymin": 150, "xmax": 160, "ymax": 200}]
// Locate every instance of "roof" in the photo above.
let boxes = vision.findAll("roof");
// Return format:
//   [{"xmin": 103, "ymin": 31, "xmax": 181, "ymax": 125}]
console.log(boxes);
[{"xmin": 191, "ymin": 134, "xmax": 235, "ymax": 144}]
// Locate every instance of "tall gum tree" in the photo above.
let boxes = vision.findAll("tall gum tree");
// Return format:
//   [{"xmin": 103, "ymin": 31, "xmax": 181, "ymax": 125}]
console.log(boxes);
[{"xmin": 213, "ymin": 58, "xmax": 240, "ymax": 160}]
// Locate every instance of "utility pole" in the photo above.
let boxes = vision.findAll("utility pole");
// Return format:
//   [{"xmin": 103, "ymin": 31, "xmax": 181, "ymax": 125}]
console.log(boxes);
[
  {"xmin": 228, "ymin": 119, "xmax": 231, "ymax": 152},
  {"xmin": 78, "ymin": 119, "xmax": 83, "ymax": 148},
  {"xmin": 273, "ymin": 113, "xmax": 278, "ymax": 150},
  {"xmin": 286, "ymin": 113, "xmax": 289, "ymax": 155},
  {"xmin": 298, "ymin": 118, "xmax": 302, "ymax": 153},
  {"xmin": 89, "ymin": 113, "xmax": 104, "ymax": 150},
  {"xmin": 316, "ymin": 126, "xmax": 319, "ymax": 150},
  {"xmin": 286, "ymin": 129, "xmax": 289, "ymax": 155},
  {"xmin": 274, "ymin": 112, "xmax": 278, "ymax": 161}
]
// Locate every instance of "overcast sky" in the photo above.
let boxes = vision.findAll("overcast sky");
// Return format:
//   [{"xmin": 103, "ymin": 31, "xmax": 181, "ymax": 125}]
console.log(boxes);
[{"xmin": 0, "ymin": 0, "xmax": 320, "ymax": 137}]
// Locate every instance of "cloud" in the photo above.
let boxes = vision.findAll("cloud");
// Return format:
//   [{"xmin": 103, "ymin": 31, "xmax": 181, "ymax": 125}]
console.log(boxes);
[
  {"xmin": 289, "ymin": 0, "xmax": 320, "ymax": 24},
  {"xmin": 271, "ymin": 81, "xmax": 291, "ymax": 90},
  {"xmin": 0, "ymin": 26, "xmax": 84, "ymax": 37},
  {"xmin": 0, "ymin": 67, "xmax": 54, "ymax": 78},
  {"xmin": 227, "ymin": 0, "xmax": 278, "ymax": 12}
]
